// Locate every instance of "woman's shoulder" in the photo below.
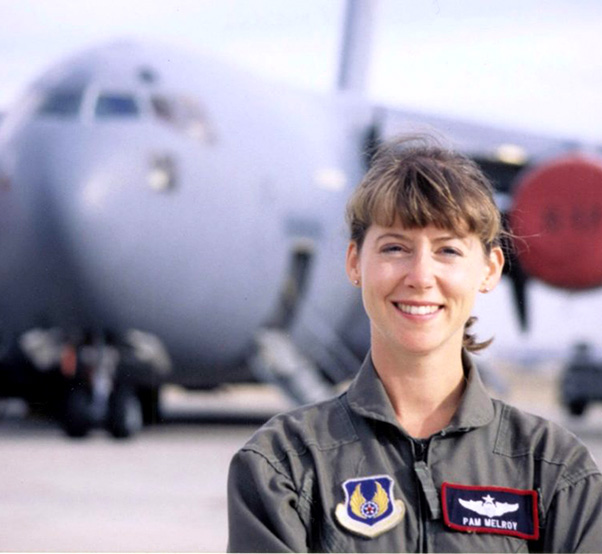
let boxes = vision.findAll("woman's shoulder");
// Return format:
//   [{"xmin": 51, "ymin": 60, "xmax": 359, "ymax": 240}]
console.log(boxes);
[
  {"xmin": 492, "ymin": 399, "xmax": 599, "ymax": 480},
  {"xmin": 238, "ymin": 392, "xmax": 360, "ymax": 465}
]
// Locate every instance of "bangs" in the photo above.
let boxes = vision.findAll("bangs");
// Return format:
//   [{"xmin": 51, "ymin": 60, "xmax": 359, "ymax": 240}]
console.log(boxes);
[{"xmin": 358, "ymin": 160, "xmax": 500, "ymax": 249}]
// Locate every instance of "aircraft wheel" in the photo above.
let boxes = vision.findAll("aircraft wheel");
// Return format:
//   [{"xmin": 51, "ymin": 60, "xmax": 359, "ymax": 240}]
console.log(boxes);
[
  {"xmin": 139, "ymin": 386, "xmax": 161, "ymax": 425},
  {"xmin": 107, "ymin": 386, "xmax": 143, "ymax": 439},
  {"xmin": 567, "ymin": 399, "xmax": 587, "ymax": 417},
  {"xmin": 63, "ymin": 387, "xmax": 93, "ymax": 438}
]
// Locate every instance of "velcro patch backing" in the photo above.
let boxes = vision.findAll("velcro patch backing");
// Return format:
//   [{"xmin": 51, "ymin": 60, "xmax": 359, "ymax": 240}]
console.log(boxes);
[{"xmin": 442, "ymin": 482, "xmax": 539, "ymax": 540}]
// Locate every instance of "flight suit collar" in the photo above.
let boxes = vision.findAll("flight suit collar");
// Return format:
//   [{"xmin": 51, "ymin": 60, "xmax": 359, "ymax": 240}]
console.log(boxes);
[{"xmin": 346, "ymin": 350, "xmax": 495, "ymax": 434}]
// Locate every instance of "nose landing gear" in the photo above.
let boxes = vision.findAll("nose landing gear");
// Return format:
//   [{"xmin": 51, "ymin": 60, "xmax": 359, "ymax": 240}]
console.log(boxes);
[
  {"xmin": 106, "ymin": 385, "xmax": 143, "ymax": 438},
  {"xmin": 61, "ymin": 339, "xmax": 143, "ymax": 439}
]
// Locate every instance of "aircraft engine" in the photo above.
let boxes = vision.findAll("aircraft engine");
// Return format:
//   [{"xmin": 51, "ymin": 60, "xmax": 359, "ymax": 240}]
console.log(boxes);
[{"xmin": 510, "ymin": 154, "xmax": 602, "ymax": 290}]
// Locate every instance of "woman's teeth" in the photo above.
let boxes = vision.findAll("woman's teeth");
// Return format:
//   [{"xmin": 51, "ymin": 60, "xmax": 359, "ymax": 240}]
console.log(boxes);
[{"xmin": 396, "ymin": 303, "xmax": 440, "ymax": 315}]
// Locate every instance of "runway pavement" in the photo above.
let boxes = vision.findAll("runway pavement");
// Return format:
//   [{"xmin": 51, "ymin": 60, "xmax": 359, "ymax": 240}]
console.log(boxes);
[
  {"xmin": 0, "ymin": 385, "xmax": 291, "ymax": 553},
  {"xmin": 1, "ymin": 366, "xmax": 602, "ymax": 552}
]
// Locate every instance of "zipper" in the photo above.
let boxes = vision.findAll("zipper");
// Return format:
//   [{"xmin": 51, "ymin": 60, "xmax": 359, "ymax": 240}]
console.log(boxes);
[
  {"xmin": 412, "ymin": 435, "xmax": 444, "ymax": 553},
  {"xmin": 414, "ymin": 438, "xmax": 428, "ymax": 462},
  {"xmin": 412, "ymin": 438, "xmax": 430, "ymax": 553}
]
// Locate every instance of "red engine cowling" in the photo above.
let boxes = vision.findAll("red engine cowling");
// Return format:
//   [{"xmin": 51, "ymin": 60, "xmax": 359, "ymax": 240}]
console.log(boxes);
[{"xmin": 510, "ymin": 154, "xmax": 602, "ymax": 290}]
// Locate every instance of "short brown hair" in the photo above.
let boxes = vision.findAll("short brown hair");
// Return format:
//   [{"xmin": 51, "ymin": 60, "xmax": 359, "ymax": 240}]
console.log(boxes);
[
  {"xmin": 346, "ymin": 134, "xmax": 502, "ymax": 352},
  {"xmin": 346, "ymin": 134, "xmax": 502, "ymax": 253}
]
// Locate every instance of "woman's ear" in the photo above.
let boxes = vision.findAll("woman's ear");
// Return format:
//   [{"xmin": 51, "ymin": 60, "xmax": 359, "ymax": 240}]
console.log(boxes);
[
  {"xmin": 481, "ymin": 246, "xmax": 505, "ymax": 292},
  {"xmin": 346, "ymin": 241, "xmax": 361, "ymax": 286}
]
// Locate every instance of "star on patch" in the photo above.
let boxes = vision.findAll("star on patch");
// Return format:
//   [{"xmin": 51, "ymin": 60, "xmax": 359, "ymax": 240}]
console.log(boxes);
[{"xmin": 335, "ymin": 475, "xmax": 405, "ymax": 538}]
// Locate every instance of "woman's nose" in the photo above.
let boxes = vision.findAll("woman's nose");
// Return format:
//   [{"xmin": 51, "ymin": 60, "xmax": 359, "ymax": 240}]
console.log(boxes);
[{"xmin": 404, "ymin": 251, "xmax": 436, "ymax": 289}]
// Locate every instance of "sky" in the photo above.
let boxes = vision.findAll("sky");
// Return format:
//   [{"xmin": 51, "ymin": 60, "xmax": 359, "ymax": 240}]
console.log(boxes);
[{"xmin": 0, "ymin": 0, "xmax": 601, "ymax": 143}]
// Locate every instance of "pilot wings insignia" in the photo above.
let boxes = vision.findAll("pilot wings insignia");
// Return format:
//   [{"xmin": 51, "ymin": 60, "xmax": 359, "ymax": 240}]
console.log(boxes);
[
  {"xmin": 335, "ymin": 475, "xmax": 405, "ymax": 538},
  {"xmin": 459, "ymin": 494, "xmax": 519, "ymax": 518}
]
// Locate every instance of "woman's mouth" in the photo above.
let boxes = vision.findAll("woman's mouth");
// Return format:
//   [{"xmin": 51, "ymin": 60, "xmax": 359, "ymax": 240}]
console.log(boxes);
[{"xmin": 394, "ymin": 303, "xmax": 442, "ymax": 315}]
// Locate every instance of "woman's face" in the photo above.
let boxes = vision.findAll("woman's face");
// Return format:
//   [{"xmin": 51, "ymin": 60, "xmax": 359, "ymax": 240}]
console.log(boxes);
[{"xmin": 346, "ymin": 221, "xmax": 504, "ymax": 359}]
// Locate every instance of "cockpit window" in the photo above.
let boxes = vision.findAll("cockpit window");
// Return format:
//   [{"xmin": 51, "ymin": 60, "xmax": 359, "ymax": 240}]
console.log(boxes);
[
  {"xmin": 150, "ymin": 94, "xmax": 213, "ymax": 142},
  {"xmin": 95, "ymin": 93, "xmax": 140, "ymax": 118},
  {"xmin": 37, "ymin": 91, "xmax": 83, "ymax": 117}
]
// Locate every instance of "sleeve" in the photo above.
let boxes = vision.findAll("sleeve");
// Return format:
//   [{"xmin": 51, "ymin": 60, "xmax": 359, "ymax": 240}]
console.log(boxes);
[
  {"xmin": 227, "ymin": 448, "xmax": 309, "ymax": 553},
  {"xmin": 538, "ymin": 473, "xmax": 602, "ymax": 552}
]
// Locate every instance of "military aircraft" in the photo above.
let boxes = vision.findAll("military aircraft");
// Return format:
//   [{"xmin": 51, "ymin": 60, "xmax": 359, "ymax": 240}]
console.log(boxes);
[
  {"xmin": 1, "ymin": 2, "xmax": 601, "ymax": 437},
  {"xmin": 0, "ymin": 34, "xmax": 379, "ymax": 437}
]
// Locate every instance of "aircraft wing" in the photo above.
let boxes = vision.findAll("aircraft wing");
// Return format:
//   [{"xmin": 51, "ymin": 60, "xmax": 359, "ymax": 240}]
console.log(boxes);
[{"xmin": 376, "ymin": 105, "xmax": 577, "ymax": 164}]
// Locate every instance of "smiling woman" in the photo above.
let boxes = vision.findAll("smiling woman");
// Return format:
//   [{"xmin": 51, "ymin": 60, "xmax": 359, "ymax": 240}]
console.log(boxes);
[
  {"xmin": 227, "ymin": 135, "xmax": 602, "ymax": 553},
  {"xmin": 345, "ymin": 224, "xmax": 502, "ymax": 396}
]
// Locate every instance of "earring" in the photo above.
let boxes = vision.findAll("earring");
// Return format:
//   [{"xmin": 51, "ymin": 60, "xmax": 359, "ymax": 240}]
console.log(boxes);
[
  {"xmin": 354, "ymin": 280, "xmax": 360, "ymax": 286},
  {"xmin": 480, "ymin": 286, "xmax": 490, "ymax": 293}
]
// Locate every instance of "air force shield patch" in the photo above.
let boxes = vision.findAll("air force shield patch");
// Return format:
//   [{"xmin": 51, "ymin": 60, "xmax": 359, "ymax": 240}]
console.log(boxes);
[{"xmin": 335, "ymin": 475, "xmax": 405, "ymax": 538}]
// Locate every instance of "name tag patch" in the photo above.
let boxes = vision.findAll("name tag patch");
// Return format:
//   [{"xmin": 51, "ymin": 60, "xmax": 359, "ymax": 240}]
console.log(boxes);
[{"xmin": 442, "ymin": 483, "xmax": 539, "ymax": 540}]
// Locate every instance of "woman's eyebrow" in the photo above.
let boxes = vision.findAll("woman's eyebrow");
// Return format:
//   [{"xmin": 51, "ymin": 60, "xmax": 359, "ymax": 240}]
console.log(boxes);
[
  {"xmin": 432, "ymin": 234, "xmax": 458, "ymax": 242},
  {"xmin": 375, "ymin": 231, "xmax": 469, "ymax": 244},
  {"xmin": 376, "ymin": 232, "xmax": 408, "ymax": 241},
  {"xmin": 376, "ymin": 232, "xmax": 462, "ymax": 241},
  {"xmin": 432, "ymin": 234, "xmax": 473, "ymax": 247}
]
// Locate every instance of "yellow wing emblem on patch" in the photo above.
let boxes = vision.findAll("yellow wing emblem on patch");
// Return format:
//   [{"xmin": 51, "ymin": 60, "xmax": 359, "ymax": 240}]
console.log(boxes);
[
  {"xmin": 373, "ymin": 481, "xmax": 389, "ymax": 514},
  {"xmin": 350, "ymin": 484, "xmax": 366, "ymax": 518},
  {"xmin": 335, "ymin": 476, "xmax": 405, "ymax": 538},
  {"xmin": 349, "ymin": 482, "xmax": 390, "ymax": 519}
]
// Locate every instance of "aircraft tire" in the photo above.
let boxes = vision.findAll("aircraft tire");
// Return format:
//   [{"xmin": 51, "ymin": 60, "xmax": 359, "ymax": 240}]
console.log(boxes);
[
  {"xmin": 139, "ymin": 386, "xmax": 161, "ymax": 425},
  {"xmin": 107, "ymin": 386, "xmax": 143, "ymax": 439},
  {"xmin": 567, "ymin": 399, "xmax": 588, "ymax": 417},
  {"xmin": 63, "ymin": 387, "xmax": 93, "ymax": 438}
]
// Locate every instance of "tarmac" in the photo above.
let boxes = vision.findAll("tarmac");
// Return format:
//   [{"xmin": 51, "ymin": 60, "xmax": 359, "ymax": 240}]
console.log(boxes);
[
  {"xmin": 0, "ymin": 385, "xmax": 291, "ymax": 552},
  {"xmin": 1, "ymin": 362, "xmax": 602, "ymax": 552}
]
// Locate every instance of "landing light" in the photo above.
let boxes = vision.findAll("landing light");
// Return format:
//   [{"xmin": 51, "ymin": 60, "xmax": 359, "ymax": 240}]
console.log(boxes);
[
  {"xmin": 148, "ymin": 154, "xmax": 176, "ymax": 192},
  {"xmin": 148, "ymin": 166, "xmax": 172, "ymax": 191}
]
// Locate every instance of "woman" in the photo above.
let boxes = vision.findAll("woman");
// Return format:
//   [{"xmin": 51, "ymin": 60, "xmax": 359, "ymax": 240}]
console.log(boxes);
[{"xmin": 227, "ymin": 135, "xmax": 602, "ymax": 552}]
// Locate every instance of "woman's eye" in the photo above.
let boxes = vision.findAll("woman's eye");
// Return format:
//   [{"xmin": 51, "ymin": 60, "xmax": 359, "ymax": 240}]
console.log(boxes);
[
  {"xmin": 381, "ymin": 244, "xmax": 406, "ymax": 254},
  {"xmin": 440, "ymin": 246, "xmax": 462, "ymax": 256}
]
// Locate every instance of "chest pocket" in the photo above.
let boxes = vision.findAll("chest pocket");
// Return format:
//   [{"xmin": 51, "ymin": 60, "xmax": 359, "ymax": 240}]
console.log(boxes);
[{"xmin": 434, "ymin": 526, "xmax": 530, "ymax": 553}]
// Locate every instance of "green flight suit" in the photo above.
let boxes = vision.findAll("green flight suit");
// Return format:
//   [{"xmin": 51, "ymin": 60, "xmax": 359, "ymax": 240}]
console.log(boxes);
[{"xmin": 228, "ymin": 353, "xmax": 602, "ymax": 552}]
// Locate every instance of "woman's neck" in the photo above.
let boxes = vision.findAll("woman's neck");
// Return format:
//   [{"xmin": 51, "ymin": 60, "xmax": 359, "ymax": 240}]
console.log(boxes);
[{"xmin": 371, "ymin": 344, "xmax": 466, "ymax": 439}]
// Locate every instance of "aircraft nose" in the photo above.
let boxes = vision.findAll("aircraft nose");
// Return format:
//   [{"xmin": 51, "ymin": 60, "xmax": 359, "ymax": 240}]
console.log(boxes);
[{"xmin": 33, "ymin": 138, "xmax": 291, "ymax": 365}]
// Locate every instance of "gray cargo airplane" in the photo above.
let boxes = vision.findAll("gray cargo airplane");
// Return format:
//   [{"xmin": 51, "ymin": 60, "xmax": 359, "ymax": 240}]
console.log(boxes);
[
  {"xmin": 0, "ymin": 35, "xmax": 378, "ymax": 437},
  {"xmin": 1, "ymin": 2, "xmax": 600, "ymax": 437}
]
